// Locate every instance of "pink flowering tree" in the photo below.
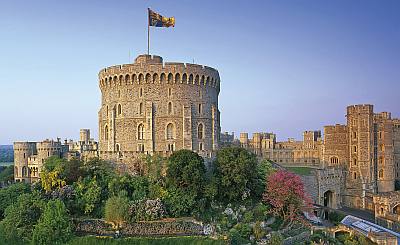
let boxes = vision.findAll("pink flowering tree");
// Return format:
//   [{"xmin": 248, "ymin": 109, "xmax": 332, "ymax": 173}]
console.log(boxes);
[{"xmin": 262, "ymin": 169, "xmax": 312, "ymax": 228}]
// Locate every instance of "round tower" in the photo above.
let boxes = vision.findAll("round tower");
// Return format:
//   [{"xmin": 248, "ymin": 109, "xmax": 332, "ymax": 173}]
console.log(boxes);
[
  {"xmin": 98, "ymin": 54, "xmax": 220, "ymax": 164},
  {"xmin": 13, "ymin": 142, "xmax": 36, "ymax": 183}
]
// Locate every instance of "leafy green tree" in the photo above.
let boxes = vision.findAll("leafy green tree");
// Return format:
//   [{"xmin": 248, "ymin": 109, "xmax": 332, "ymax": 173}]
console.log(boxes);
[
  {"xmin": 164, "ymin": 187, "xmax": 197, "ymax": 217},
  {"xmin": 104, "ymin": 195, "xmax": 129, "ymax": 228},
  {"xmin": 0, "ymin": 165, "xmax": 14, "ymax": 183},
  {"xmin": 32, "ymin": 199, "xmax": 72, "ymax": 245},
  {"xmin": 40, "ymin": 169, "xmax": 66, "ymax": 193},
  {"xmin": 213, "ymin": 147, "xmax": 259, "ymax": 203},
  {"xmin": 0, "ymin": 182, "xmax": 31, "ymax": 219},
  {"xmin": 164, "ymin": 150, "xmax": 206, "ymax": 216},
  {"xmin": 75, "ymin": 177, "xmax": 102, "ymax": 215},
  {"xmin": 61, "ymin": 158, "xmax": 84, "ymax": 184},
  {"xmin": 0, "ymin": 192, "xmax": 45, "ymax": 243},
  {"xmin": 108, "ymin": 175, "xmax": 149, "ymax": 201},
  {"xmin": 166, "ymin": 150, "xmax": 206, "ymax": 193}
]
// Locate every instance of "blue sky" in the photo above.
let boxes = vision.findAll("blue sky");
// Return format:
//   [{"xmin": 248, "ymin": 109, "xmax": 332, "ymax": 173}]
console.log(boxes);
[{"xmin": 0, "ymin": 0, "xmax": 399, "ymax": 144}]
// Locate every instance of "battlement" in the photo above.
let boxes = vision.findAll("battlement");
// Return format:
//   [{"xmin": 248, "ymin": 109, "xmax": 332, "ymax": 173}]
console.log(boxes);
[
  {"xmin": 14, "ymin": 142, "xmax": 37, "ymax": 151},
  {"xmin": 98, "ymin": 54, "xmax": 220, "ymax": 91},
  {"xmin": 347, "ymin": 104, "xmax": 374, "ymax": 114}
]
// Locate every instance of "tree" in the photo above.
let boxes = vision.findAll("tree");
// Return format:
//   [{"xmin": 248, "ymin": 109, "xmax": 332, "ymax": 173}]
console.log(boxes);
[
  {"xmin": 0, "ymin": 182, "xmax": 31, "ymax": 219},
  {"xmin": 262, "ymin": 170, "xmax": 312, "ymax": 228},
  {"xmin": 166, "ymin": 150, "xmax": 206, "ymax": 193},
  {"xmin": 213, "ymin": 147, "xmax": 259, "ymax": 203},
  {"xmin": 108, "ymin": 175, "xmax": 149, "ymax": 201},
  {"xmin": 0, "ymin": 192, "xmax": 45, "ymax": 243},
  {"xmin": 0, "ymin": 165, "xmax": 14, "ymax": 183},
  {"xmin": 32, "ymin": 199, "xmax": 72, "ymax": 245},
  {"xmin": 75, "ymin": 177, "xmax": 102, "ymax": 215},
  {"xmin": 165, "ymin": 150, "xmax": 206, "ymax": 216},
  {"xmin": 104, "ymin": 195, "xmax": 129, "ymax": 228}
]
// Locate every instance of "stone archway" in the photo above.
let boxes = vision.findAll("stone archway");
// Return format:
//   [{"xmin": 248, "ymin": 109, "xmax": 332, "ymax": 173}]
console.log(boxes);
[{"xmin": 324, "ymin": 190, "xmax": 336, "ymax": 208}]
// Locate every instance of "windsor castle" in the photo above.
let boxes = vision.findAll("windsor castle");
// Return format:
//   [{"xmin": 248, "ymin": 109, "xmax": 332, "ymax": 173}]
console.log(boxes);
[{"xmin": 13, "ymin": 54, "xmax": 400, "ymax": 232}]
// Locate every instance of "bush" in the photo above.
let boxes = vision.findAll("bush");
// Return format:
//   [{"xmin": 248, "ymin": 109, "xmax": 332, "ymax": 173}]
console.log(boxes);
[
  {"xmin": 253, "ymin": 203, "xmax": 269, "ymax": 221},
  {"xmin": 104, "ymin": 195, "xmax": 129, "ymax": 227},
  {"xmin": 253, "ymin": 221, "xmax": 266, "ymax": 240},
  {"xmin": 128, "ymin": 198, "xmax": 166, "ymax": 222}
]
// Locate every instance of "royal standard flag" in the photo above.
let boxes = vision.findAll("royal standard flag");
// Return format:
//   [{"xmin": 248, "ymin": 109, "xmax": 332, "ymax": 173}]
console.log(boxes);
[{"xmin": 148, "ymin": 8, "xmax": 175, "ymax": 27}]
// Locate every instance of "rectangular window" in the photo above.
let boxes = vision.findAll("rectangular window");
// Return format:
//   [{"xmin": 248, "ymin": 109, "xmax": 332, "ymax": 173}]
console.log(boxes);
[{"xmin": 198, "ymin": 104, "xmax": 202, "ymax": 114}]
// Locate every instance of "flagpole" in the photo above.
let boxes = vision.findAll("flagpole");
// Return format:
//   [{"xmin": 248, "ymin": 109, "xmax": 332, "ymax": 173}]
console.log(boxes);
[{"xmin": 147, "ymin": 8, "xmax": 150, "ymax": 55}]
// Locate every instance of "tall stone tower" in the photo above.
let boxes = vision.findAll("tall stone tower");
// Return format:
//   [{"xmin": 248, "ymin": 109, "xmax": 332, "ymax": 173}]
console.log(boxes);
[
  {"xmin": 346, "ymin": 104, "xmax": 375, "ymax": 208},
  {"xmin": 98, "ymin": 54, "xmax": 220, "ymax": 165}
]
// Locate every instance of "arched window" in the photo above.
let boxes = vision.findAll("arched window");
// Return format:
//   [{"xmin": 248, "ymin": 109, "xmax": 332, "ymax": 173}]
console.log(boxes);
[
  {"xmin": 379, "ymin": 169, "xmax": 384, "ymax": 179},
  {"xmin": 116, "ymin": 144, "xmax": 120, "ymax": 152},
  {"xmin": 153, "ymin": 73, "xmax": 159, "ymax": 83},
  {"xmin": 22, "ymin": 166, "xmax": 28, "ymax": 177},
  {"xmin": 145, "ymin": 73, "xmax": 151, "ymax": 83},
  {"xmin": 353, "ymin": 159, "xmax": 357, "ymax": 166},
  {"xmin": 160, "ymin": 73, "xmax": 166, "ymax": 82},
  {"xmin": 138, "ymin": 73, "xmax": 144, "ymax": 83},
  {"xmin": 168, "ymin": 102, "xmax": 173, "ymax": 115},
  {"xmin": 105, "ymin": 125, "xmax": 109, "ymax": 140},
  {"xmin": 182, "ymin": 73, "xmax": 187, "ymax": 83},
  {"xmin": 139, "ymin": 102, "xmax": 143, "ymax": 115},
  {"xmin": 138, "ymin": 124, "xmax": 145, "ymax": 140},
  {"xmin": 118, "ymin": 104, "xmax": 122, "ymax": 115},
  {"xmin": 189, "ymin": 74, "xmax": 193, "ymax": 84},
  {"xmin": 198, "ymin": 123, "xmax": 204, "ymax": 139},
  {"xmin": 168, "ymin": 73, "xmax": 173, "ymax": 83},
  {"xmin": 166, "ymin": 123, "xmax": 174, "ymax": 140},
  {"xmin": 125, "ymin": 74, "xmax": 130, "ymax": 84},
  {"xmin": 175, "ymin": 73, "xmax": 180, "ymax": 83}
]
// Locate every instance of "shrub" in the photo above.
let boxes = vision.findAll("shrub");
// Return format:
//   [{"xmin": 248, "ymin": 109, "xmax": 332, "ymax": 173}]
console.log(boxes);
[{"xmin": 104, "ymin": 195, "xmax": 129, "ymax": 227}]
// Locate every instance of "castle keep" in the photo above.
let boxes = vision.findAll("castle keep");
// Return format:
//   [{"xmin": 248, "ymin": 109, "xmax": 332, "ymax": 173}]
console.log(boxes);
[{"xmin": 98, "ymin": 54, "xmax": 221, "ymax": 166}]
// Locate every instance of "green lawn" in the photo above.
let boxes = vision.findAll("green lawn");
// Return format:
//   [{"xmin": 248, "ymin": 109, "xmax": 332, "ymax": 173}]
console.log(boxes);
[
  {"xmin": 285, "ymin": 167, "xmax": 313, "ymax": 176},
  {"xmin": 67, "ymin": 236, "xmax": 227, "ymax": 245}
]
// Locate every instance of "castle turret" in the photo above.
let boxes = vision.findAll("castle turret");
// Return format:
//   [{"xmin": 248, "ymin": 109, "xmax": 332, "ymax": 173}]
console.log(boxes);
[{"xmin": 13, "ymin": 142, "xmax": 36, "ymax": 183}]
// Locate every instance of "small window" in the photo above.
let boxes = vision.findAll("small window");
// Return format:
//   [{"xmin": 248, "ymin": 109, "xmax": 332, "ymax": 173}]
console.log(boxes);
[
  {"xmin": 379, "ymin": 169, "xmax": 384, "ymax": 179},
  {"xmin": 198, "ymin": 104, "xmax": 202, "ymax": 114},
  {"xmin": 116, "ymin": 144, "xmax": 120, "ymax": 152},
  {"xmin": 105, "ymin": 125, "xmax": 109, "ymax": 140},
  {"xmin": 166, "ymin": 123, "xmax": 174, "ymax": 140},
  {"xmin": 137, "ymin": 144, "xmax": 144, "ymax": 152},
  {"xmin": 168, "ymin": 102, "xmax": 173, "ymax": 115},
  {"xmin": 118, "ymin": 104, "xmax": 122, "ymax": 115},
  {"xmin": 138, "ymin": 124, "xmax": 145, "ymax": 140},
  {"xmin": 353, "ymin": 172, "xmax": 357, "ymax": 180},
  {"xmin": 353, "ymin": 146, "xmax": 357, "ymax": 153},
  {"xmin": 168, "ymin": 143, "xmax": 174, "ymax": 152},
  {"xmin": 118, "ymin": 90, "xmax": 121, "ymax": 98},
  {"xmin": 168, "ymin": 88, "xmax": 172, "ymax": 97},
  {"xmin": 353, "ymin": 159, "xmax": 357, "ymax": 166},
  {"xmin": 139, "ymin": 88, "xmax": 143, "ymax": 97},
  {"xmin": 353, "ymin": 132, "xmax": 357, "ymax": 139},
  {"xmin": 139, "ymin": 103, "xmax": 143, "ymax": 115},
  {"xmin": 198, "ymin": 123, "xmax": 204, "ymax": 139},
  {"xmin": 199, "ymin": 142, "xmax": 203, "ymax": 151}
]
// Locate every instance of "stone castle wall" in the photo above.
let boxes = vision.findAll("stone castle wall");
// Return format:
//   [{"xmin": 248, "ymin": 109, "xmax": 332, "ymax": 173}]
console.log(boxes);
[{"xmin": 98, "ymin": 55, "xmax": 220, "ymax": 165}]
